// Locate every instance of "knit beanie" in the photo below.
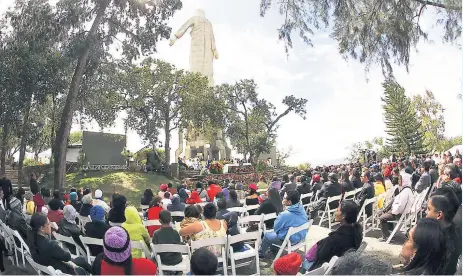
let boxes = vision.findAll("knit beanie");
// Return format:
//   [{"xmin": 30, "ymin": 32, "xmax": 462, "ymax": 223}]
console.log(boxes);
[
  {"xmin": 9, "ymin": 197, "xmax": 21, "ymax": 212},
  {"xmin": 274, "ymin": 252, "xmax": 302, "ymax": 275},
  {"xmin": 70, "ymin": 192, "xmax": 77, "ymax": 201},
  {"xmin": 95, "ymin": 189, "xmax": 103, "ymax": 199},
  {"xmin": 103, "ymin": 226, "xmax": 132, "ymax": 263},
  {"xmin": 90, "ymin": 205, "xmax": 105, "ymax": 221}
]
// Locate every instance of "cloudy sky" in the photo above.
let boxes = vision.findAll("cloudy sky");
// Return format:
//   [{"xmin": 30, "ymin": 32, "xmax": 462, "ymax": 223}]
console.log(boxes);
[{"xmin": 2, "ymin": 0, "xmax": 462, "ymax": 165}]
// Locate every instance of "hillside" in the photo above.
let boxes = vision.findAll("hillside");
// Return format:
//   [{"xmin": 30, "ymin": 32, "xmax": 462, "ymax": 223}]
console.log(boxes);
[{"xmin": 66, "ymin": 171, "xmax": 172, "ymax": 205}]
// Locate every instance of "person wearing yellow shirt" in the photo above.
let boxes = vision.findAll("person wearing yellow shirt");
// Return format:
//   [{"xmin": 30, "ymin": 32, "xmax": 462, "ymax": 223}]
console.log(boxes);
[
  {"xmin": 25, "ymin": 191, "xmax": 35, "ymax": 215},
  {"xmin": 373, "ymin": 173, "xmax": 386, "ymax": 209}
]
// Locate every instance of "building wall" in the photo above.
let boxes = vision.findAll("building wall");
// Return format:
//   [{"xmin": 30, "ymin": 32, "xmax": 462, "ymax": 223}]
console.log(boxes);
[{"xmin": 258, "ymin": 146, "xmax": 277, "ymax": 165}]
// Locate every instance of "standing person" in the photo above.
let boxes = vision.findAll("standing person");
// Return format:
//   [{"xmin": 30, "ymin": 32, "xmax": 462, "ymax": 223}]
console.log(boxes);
[
  {"xmin": 91, "ymin": 226, "xmax": 157, "ymax": 275},
  {"xmin": 0, "ymin": 174, "xmax": 12, "ymax": 210},
  {"xmin": 152, "ymin": 210, "xmax": 183, "ymax": 268},
  {"xmin": 29, "ymin": 173, "xmax": 39, "ymax": 195},
  {"xmin": 259, "ymin": 190, "xmax": 308, "ymax": 258}
]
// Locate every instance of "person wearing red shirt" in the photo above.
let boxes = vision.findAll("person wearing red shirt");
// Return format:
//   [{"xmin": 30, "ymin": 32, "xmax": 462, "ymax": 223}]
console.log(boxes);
[
  {"xmin": 92, "ymin": 226, "xmax": 157, "ymax": 275},
  {"xmin": 146, "ymin": 196, "xmax": 163, "ymax": 236},
  {"xmin": 167, "ymin": 183, "xmax": 177, "ymax": 197},
  {"xmin": 186, "ymin": 190, "xmax": 202, "ymax": 204},
  {"xmin": 206, "ymin": 181, "xmax": 222, "ymax": 202}
]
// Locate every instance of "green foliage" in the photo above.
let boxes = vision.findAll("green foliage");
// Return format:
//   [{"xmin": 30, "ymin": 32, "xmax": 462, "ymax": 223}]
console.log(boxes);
[
  {"xmin": 214, "ymin": 79, "xmax": 307, "ymax": 165},
  {"xmin": 69, "ymin": 131, "xmax": 83, "ymax": 145},
  {"xmin": 24, "ymin": 158, "xmax": 43, "ymax": 167},
  {"xmin": 297, "ymin": 163, "xmax": 311, "ymax": 171},
  {"xmin": 382, "ymin": 80, "xmax": 426, "ymax": 154},
  {"xmin": 438, "ymin": 136, "xmax": 462, "ymax": 152},
  {"xmin": 260, "ymin": 0, "xmax": 461, "ymax": 75},
  {"xmin": 411, "ymin": 90, "xmax": 446, "ymax": 152}
]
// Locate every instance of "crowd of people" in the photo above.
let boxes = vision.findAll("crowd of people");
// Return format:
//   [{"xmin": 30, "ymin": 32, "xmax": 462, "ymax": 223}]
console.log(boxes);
[{"xmin": 0, "ymin": 149, "xmax": 461, "ymax": 275}]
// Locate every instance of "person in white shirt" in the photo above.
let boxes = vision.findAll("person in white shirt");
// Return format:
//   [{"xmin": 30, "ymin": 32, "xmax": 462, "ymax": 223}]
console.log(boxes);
[
  {"xmin": 93, "ymin": 189, "xmax": 110, "ymax": 214},
  {"xmin": 161, "ymin": 192, "xmax": 172, "ymax": 209},
  {"xmin": 379, "ymin": 174, "xmax": 414, "ymax": 241}
]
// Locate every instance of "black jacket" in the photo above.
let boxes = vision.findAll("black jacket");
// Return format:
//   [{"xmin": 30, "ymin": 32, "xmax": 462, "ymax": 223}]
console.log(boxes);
[
  {"xmin": 341, "ymin": 181, "xmax": 354, "ymax": 193},
  {"xmin": 7, "ymin": 210, "xmax": 29, "ymax": 241},
  {"xmin": 351, "ymin": 177, "xmax": 363, "ymax": 189},
  {"xmin": 31, "ymin": 234, "xmax": 74, "ymax": 274},
  {"xmin": 310, "ymin": 224, "xmax": 363, "ymax": 270},
  {"xmin": 70, "ymin": 200, "xmax": 82, "ymax": 212},
  {"xmin": 58, "ymin": 219, "xmax": 83, "ymax": 254},
  {"xmin": 223, "ymin": 212, "xmax": 245, "ymax": 252},
  {"xmin": 152, "ymin": 227, "xmax": 183, "ymax": 266},
  {"xmin": 319, "ymin": 181, "xmax": 342, "ymax": 209},
  {"xmin": 279, "ymin": 182, "xmax": 297, "ymax": 199},
  {"xmin": 0, "ymin": 178, "xmax": 12, "ymax": 196},
  {"xmin": 226, "ymin": 199, "xmax": 242, "ymax": 208},
  {"xmin": 297, "ymin": 183, "xmax": 312, "ymax": 205},
  {"xmin": 311, "ymin": 182, "xmax": 324, "ymax": 201},
  {"xmin": 443, "ymin": 223, "xmax": 462, "ymax": 275},
  {"xmin": 79, "ymin": 204, "xmax": 93, "ymax": 217},
  {"xmin": 255, "ymin": 199, "xmax": 278, "ymax": 230},
  {"xmin": 29, "ymin": 179, "xmax": 39, "ymax": 194},
  {"xmin": 84, "ymin": 221, "xmax": 111, "ymax": 256},
  {"xmin": 354, "ymin": 182, "xmax": 375, "ymax": 217}
]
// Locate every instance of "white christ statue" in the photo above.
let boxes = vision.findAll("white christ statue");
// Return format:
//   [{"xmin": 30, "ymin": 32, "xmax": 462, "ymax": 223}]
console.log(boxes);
[{"xmin": 169, "ymin": 9, "xmax": 219, "ymax": 86}]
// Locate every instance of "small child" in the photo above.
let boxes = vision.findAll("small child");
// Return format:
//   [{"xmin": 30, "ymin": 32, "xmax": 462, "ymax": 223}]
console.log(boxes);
[
  {"xmin": 162, "ymin": 192, "xmax": 171, "ymax": 209},
  {"xmin": 152, "ymin": 210, "xmax": 183, "ymax": 269}
]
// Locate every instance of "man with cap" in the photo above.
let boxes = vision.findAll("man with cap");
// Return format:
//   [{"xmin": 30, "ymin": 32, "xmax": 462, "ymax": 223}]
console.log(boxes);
[
  {"xmin": 273, "ymin": 252, "xmax": 303, "ymax": 275},
  {"xmin": 93, "ymin": 189, "xmax": 110, "ymax": 214}
]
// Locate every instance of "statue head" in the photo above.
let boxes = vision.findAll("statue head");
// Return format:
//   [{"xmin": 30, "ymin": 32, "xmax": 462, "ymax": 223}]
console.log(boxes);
[{"xmin": 195, "ymin": 9, "xmax": 206, "ymax": 18}]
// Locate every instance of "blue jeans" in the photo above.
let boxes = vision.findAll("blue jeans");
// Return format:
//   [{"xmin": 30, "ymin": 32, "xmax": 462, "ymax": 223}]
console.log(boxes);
[{"xmin": 259, "ymin": 231, "xmax": 283, "ymax": 255}]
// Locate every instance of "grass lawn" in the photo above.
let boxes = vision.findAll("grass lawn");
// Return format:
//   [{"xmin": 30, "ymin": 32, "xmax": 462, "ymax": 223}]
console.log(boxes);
[{"xmin": 66, "ymin": 171, "xmax": 172, "ymax": 205}]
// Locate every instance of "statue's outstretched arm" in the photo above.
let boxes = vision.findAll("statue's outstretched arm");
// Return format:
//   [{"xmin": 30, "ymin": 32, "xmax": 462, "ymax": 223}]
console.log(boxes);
[{"xmin": 175, "ymin": 17, "xmax": 194, "ymax": 39}]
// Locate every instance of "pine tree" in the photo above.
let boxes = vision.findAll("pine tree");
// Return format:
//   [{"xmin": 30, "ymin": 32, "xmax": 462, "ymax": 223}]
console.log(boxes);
[{"xmin": 382, "ymin": 80, "xmax": 426, "ymax": 155}]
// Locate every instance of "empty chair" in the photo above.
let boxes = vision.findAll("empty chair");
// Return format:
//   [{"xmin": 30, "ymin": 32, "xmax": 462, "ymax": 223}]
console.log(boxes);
[
  {"xmin": 272, "ymin": 220, "xmax": 314, "ymax": 266},
  {"xmin": 191, "ymin": 237, "xmax": 228, "ymax": 276},
  {"xmin": 80, "ymin": 236, "xmax": 103, "ymax": 264},
  {"xmin": 227, "ymin": 232, "xmax": 261, "ymax": 276}
]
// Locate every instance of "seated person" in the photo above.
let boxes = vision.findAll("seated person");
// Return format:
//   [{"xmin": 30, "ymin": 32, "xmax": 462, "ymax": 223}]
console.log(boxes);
[
  {"xmin": 140, "ymin": 189, "xmax": 154, "ymax": 206},
  {"xmin": 47, "ymin": 198, "xmax": 64, "ymax": 225},
  {"xmin": 92, "ymin": 226, "xmax": 157, "ymax": 275},
  {"xmin": 245, "ymin": 184, "xmax": 259, "ymax": 215},
  {"xmin": 180, "ymin": 205, "xmax": 203, "ymax": 245},
  {"xmin": 79, "ymin": 194, "xmax": 93, "ymax": 217},
  {"xmin": 107, "ymin": 194, "xmax": 127, "ymax": 224},
  {"xmin": 84, "ymin": 205, "xmax": 111, "ymax": 257},
  {"xmin": 161, "ymin": 192, "xmax": 172, "ymax": 209},
  {"xmin": 7, "ymin": 197, "xmax": 29, "ymax": 241},
  {"xmin": 167, "ymin": 194, "xmax": 186, "ymax": 222},
  {"xmin": 146, "ymin": 196, "xmax": 164, "ymax": 236},
  {"xmin": 152, "ymin": 210, "xmax": 182, "ymax": 267},
  {"xmin": 121, "ymin": 206, "xmax": 150, "ymax": 258},
  {"xmin": 330, "ymin": 250, "xmax": 393, "ymax": 275},
  {"xmin": 226, "ymin": 190, "xmax": 243, "ymax": 208},
  {"xmin": 305, "ymin": 200, "xmax": 363, "ymax": 271},
  {"xmin": 306, "ymin": 173, "xmax": 342, "ymax": 218},
  {"xmin": 216, "ymin": 199, "xmax": 229, "ymax": 219},
  {"xmin": 58, "ymin": 205, "xmax": 83, "ymax": 255},
  {"xmin": 223, "ymin": 212, "xmax": 247, "ymax": 252},
  {"xmin": 259, "ymin": 190, "xmax": 308, "ymax": 258},
  {"xmin": 189, "ymin": 248, "xmax": 218, "ymax": 276}
]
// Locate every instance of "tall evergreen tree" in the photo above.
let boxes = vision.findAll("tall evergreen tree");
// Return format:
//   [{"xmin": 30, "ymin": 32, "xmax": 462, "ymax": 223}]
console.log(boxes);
[{"xmin": 382, "ymin": 80, "xmax": 426, "ymax": 155}]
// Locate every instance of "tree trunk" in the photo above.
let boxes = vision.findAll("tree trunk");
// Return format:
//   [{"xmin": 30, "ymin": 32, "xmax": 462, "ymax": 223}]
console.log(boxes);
[
  {"xmin": 18, "ymin": 104, "xmax": 31, "ymax": 187},
  {"xmin": 53, "ymin": 1, "xmax": 110, "ymax": 190},
  {"xmin": 50, "ymin": 93, "xmax": 56, "ymax": 164},
  {"xmin": 0, "ymin": 124, "xmax": 9, "ymax": 175},
  {"xmin": 164, "ymin": 120, "xmax": 171, "ymax": 174},
  {"xmin": 34, "ymin": 152, "xmax": 39, "ymax": 161}
]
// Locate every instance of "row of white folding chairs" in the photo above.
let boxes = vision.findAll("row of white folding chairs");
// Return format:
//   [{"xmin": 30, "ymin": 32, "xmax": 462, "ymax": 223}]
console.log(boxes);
[{"xmin": 317, "ymin": 188, "xmax": 364, "ymax": 230}]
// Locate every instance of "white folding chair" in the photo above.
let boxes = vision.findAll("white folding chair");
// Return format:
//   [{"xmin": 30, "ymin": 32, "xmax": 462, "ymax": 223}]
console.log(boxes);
[
  {"xmin": 386, "ymin": 194, "xmax": 415, "ymax": 244},
  {"xmin": 304, "ymin": 262, "xmax": 329, "ymax": 275},
  {"xmin": 25, "ymin": 254, "xmax": 56, "ymax": 275},
  {"xmin": 301, "ymin": 192, "xmax": 313, "ymax": 209},
  {"xmin": 143, "ymin": 219, "xmax": 162, "ymax": 227},
  {"xmin": 140, "ymin": 204, "xmax": 150, "ymax": 211},
  {"xmin": 131, "ymin": 240, "xmax": 151, "ymax": 258},
  {"xmin": 410, "ymin": 187, "xmax": 429, "ymax": 225},
  {"xmin": 272, "ymin": 220, "xmax": 314, "ymax": 266},
  {"xmin": 245, "ymin": 205, "xmax": 259, "ymax": 215},
  {"xmin": 344, "ymin": 189, "xmax": 356, "ymax": 200},
  {"xmin": 227, "ymin": 231, "xmax": 261, "ymax": 276},
  {"xmin": 80, "ymin": 236, "xmax": 103, "ymax": 264},
  {"xmin": 227, "ymin": 207, "xmax": 247, "ymax": 217},
  {"xmin": 324, "ymin": 255, "xmax": 339, "ymax": 275},
  {"xmin": 238, "ymin": 215, "xmax": 263, "ymax": 235},
  {"xmin": 13, "ymin": 230, "xmax": 30, "ymax": 266},
  {"xmin": 0, "ymin": 222, "xmax": 15, "ymax": 263},
  {"xmin": 191, "ymin": 236, "xmax": 228, "ymax": 276},
  {"xmin": 151, "ymin": 243, "xmax": 191, "ymax": 275},
  {"xmin": 53, "ymin": 232, "xmax": 87, "ymax": 259},
  {"xmin": 318, "ymin": 195, "xmax": 342, "ymax": 230},
  {"xmin": 356, "ymin": 196, "xmax": 379, "ymax": 237},
  {"xmin": 170, "ymin": 211, "xmax": 185, "ymax": 221},
  {"xmin": 77, "ymin": 215, "xmax": 91, "ymax": 232},
  {"xmin": 262, "ymin": 213, "xmax": 278, "ymax": 233},
  {"xmin": 109, "ymin": 221, "xmax": 123, "ymax": 226}
]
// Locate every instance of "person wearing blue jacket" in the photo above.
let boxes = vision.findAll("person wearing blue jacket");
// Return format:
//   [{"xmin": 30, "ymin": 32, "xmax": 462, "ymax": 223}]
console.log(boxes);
[{"xmin": 259, "ymin": 190, "xmax": 309, "ymax": 258}]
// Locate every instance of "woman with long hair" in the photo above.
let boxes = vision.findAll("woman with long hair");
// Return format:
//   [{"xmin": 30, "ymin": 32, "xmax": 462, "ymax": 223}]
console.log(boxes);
[
  {"xmin": 28, "ymin": 213, "xmax": 91, "ymax": 275},
  {"xmin": 140, "ymin": 189, "xmax": 154, "ymax": 206},
  {"xmin": 400, "ymin": 218, "xmax": 447, "ymax": 275},
  {"xmin": 226, "ymin": 190, "xmax": 243, "ymax": 208},
  {"xmin": 340, "ymin": 171, "xmax": 354, "ymax": 193},
  {"xmin": 254, "ymin": 188, "xmax": 283, "ymax": 230},
  {"xmin": 305, "ymin": 200, "xmax": 363, "ymax": 271},
  {"xmin": 92, "ymin": 226, "xmax": 157, "ymax": 275}
]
